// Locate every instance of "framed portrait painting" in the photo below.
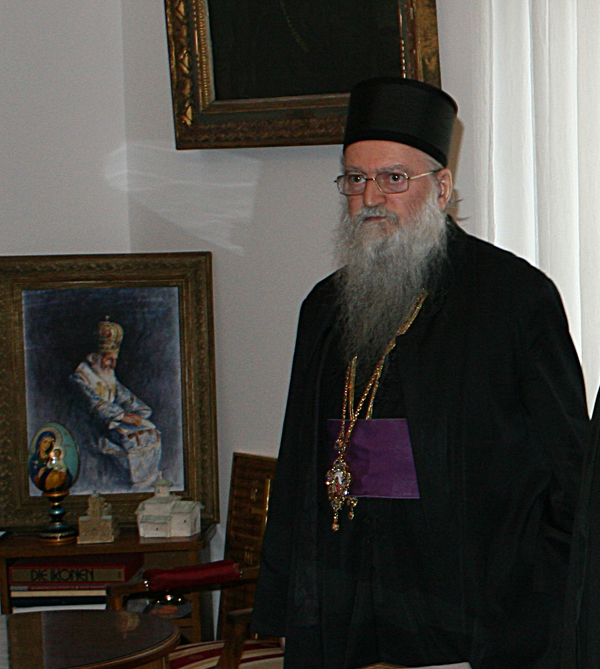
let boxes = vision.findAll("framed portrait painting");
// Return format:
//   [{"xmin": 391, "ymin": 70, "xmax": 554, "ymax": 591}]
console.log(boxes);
[
  {"xmin": 164, "ymin": 0, "xmax": 441, "ymax": 148},
  {"xmin": 0, "ymin": 252, "xmax": 219, "ymax": 528}
]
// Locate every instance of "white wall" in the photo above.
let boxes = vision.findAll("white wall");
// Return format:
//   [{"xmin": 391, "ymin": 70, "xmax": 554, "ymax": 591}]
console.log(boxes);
[
  {"xmin": 437, "ymin": 0, "xmax": 477, "ymax": 234},
  {"xmin": 0, "ymin": 2, "xmax": 130, "ymax": 254}
]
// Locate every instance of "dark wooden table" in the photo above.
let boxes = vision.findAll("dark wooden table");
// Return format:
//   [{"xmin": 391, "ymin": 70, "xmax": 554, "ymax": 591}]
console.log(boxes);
[
  {"xmin": 3, "ymin": 610, "xmax": 179, "ymax": 669},
  {"xmin": 0, "ymin": 526, "xmax": 215, "ymax": 642}
]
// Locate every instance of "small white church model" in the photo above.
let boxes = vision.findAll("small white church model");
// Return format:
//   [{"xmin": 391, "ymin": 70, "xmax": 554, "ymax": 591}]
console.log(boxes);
[{"xmin": 136, "ymin": 473, "xmax": 201, "ymax": 538}]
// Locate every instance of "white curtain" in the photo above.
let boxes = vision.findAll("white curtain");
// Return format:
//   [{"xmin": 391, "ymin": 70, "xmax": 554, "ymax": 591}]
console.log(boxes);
[{"xmin": 470, "ymin": 0, "xmax": 600, "ymax": 406}]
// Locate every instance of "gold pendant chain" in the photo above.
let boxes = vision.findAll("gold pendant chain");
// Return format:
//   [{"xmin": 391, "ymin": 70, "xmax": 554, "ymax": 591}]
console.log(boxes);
[{"xmin": 325, "ymin": 290, "xmax": 427, "ymax": 531}]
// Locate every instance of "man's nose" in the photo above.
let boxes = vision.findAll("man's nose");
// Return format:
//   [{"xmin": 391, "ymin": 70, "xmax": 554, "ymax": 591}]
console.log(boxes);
[{"xmin": 362, "ymin": 178, "xmax": 386, "ymax": 207}]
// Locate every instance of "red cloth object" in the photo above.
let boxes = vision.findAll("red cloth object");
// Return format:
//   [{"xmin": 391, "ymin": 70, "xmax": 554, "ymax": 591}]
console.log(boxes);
[{"xmin": 144, "ymin": 560, "xmax": 241, "ymax": 592}]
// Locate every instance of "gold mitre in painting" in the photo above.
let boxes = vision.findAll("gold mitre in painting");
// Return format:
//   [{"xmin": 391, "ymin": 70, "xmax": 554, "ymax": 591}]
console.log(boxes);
[{"xmin": 97, "ymin": 317, "xmax": 124, "ymax": 354}]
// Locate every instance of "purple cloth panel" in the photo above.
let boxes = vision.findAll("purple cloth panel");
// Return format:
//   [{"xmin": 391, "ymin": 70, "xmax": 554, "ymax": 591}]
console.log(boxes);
[{"xmin": 327, "ymin": 419, "xmax": 420, "ymax": 498}]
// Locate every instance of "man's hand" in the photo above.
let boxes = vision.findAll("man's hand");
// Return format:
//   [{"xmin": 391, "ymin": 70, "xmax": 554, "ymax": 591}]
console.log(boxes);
[{"xmin": 121, "ymin": 413, "xmax": 143, "ymax": 427}]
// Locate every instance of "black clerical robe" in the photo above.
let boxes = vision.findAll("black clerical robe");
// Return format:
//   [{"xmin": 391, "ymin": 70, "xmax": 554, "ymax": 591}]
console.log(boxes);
[
  {"xmin": 252, "ymin": 221, "xmax": 589, "ymax": 669},
  {"xmin": 562, "ymin": 391, "xmax": 600, "ymax": 668}
]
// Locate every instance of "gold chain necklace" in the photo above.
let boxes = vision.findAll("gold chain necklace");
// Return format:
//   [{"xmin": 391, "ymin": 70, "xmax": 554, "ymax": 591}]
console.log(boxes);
[{"xmin": 325, "ymin": 290, "xmax": 427, "ymax": 531}]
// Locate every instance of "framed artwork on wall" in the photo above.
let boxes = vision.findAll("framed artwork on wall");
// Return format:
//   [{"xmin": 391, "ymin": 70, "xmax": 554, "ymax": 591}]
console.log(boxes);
[
  {"xmin": 164, "ymin": 0, "xmax": 441, "ymax": 149},
  {"xmin": 0, "ymin": 252, "xmax": 219, "ymax": 529}
]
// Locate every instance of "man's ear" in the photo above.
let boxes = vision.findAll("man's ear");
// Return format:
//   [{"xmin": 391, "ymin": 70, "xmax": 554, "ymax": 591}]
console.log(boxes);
[{"xmin": 435, "ymin": 168, "xmax": 453, "ymax": 210}]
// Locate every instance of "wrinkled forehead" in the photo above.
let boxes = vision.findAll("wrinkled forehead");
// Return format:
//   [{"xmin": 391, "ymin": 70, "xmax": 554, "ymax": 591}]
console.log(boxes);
[{"xmin": 342, "ymin": 140, "xmax": 436, "ymax": 173}]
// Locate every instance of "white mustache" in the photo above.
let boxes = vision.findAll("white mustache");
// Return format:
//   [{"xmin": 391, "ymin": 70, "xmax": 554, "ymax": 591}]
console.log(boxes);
[{"xmin": 353, "ymin": 206, "xmax": 398, "ymax": 226}]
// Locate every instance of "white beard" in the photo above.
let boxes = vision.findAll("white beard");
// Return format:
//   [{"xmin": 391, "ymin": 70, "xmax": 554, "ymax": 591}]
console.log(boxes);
[
  {"xmin": 88, "ymin": 355, "xmax": 118, "ymax": 393},
  {"xmin": 333, "ymin": 188, "xmax": 448, "ymax": 379}
]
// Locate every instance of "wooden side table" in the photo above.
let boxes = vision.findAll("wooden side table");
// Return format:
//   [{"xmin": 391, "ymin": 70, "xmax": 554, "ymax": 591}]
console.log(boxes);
[
  {"xmin": 6, "ymin": 609, "xmax": 180, "ymax": 669},
  {"xmin": 0, "ymin": 525, "xmax": 215, "ymax": 643}
]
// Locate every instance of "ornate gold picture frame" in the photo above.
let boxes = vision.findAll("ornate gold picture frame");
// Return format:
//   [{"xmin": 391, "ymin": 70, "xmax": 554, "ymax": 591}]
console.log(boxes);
[
  {"xmin": 0, "ymin": 252, "xmax": 219, "ymax": 529},
  {"xmin": 164, "ymin": 0, "xmax": 441, "ymax": 149}
]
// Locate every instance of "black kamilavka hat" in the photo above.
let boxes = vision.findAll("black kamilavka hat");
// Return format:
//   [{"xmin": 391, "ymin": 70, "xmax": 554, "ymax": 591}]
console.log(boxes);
[{"xmin": 343, "ymin": 77, "xmax": 458, "ymax": 167}]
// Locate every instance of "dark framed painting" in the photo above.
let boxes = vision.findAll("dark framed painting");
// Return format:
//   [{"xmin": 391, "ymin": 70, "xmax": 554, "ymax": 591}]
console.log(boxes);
[
  {"xmin": 0, "ymin": 253, "xmax": 219, "ymax": 529},
  {"xmin": 164, "ymin": 0, "xmax": 441, "ymax": 149}
]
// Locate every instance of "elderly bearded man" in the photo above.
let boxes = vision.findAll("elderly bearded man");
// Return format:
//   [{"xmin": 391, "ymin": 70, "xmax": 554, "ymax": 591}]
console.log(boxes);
[
  {"xmin": 251, "ymin": 78, "xmax": 589, "ymax": 669},
  {"xmin": 71, "ymin": 317, "xmax": 162, "ymax": 491}
]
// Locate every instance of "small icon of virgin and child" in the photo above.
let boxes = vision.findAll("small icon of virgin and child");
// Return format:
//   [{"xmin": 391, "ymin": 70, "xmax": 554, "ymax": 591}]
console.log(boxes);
[{"xmin": 28, "ymin": 422, "xmax": 80, "ymax": 494}]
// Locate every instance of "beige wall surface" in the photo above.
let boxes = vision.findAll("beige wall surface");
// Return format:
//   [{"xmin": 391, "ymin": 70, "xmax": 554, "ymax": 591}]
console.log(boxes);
[
  {"xmin": 0, "ymin": 0, "xmax": 480, "ymax": 627},
  {"xmin": 0, "ymin": 1, "xmax": 130, "ymax": 254}
]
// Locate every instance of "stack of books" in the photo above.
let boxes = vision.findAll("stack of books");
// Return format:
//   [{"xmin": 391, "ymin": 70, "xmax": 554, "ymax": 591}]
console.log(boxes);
[{"xmin": 9, "ymin": 553, "xmax": 143, "ymax": 613}]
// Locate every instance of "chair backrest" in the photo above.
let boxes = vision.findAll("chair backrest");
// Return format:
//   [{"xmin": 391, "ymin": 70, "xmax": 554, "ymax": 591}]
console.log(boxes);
[{"xmin": 217, "ymin": 452, "xmax": 277, "ymax": 637}]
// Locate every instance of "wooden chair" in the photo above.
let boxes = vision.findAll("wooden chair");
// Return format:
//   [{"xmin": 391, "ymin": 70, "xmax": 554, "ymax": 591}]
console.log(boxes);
[{"xmin": 107, "ymin": 453, "xmax": 282, "ymax": 669}]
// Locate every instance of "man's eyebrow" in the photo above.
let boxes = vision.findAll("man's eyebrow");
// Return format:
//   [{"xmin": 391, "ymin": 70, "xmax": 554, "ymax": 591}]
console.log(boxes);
[{"xmin": 343, "ymin": 163, "xmax": 411, "ymax": 173}]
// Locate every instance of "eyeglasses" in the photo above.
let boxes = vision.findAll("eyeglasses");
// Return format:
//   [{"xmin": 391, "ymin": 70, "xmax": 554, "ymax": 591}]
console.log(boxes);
[{"xmin": 335, "ymin": 169, "xmax": 440, "ymax": 196}]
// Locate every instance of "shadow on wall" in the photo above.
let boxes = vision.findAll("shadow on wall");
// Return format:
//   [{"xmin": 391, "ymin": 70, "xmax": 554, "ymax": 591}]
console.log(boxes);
[{"xmin": 103, "ymin": 141, "xmax": 262, "ymax": 255}]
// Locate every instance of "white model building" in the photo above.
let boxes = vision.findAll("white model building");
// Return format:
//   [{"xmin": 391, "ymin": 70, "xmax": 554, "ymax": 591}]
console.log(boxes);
[{"xmin": 136, "ymin": 474, "xmax": 201, "ymax": 538}]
